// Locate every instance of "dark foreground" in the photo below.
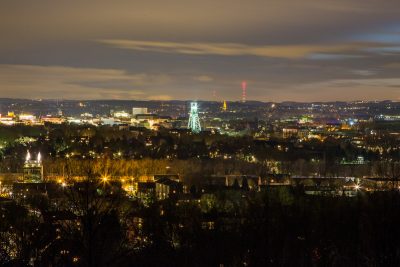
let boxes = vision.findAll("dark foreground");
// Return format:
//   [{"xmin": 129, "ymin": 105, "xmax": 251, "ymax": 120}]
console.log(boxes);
[{"xmin": 1, "ymin": 185, "xmax": 400, "ymax": 267}]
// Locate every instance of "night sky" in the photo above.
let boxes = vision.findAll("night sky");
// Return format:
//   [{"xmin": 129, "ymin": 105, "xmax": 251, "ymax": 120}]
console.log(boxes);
[{"xmin": 1, "ymin": 0, "xmax": 400, "ymax": 101}]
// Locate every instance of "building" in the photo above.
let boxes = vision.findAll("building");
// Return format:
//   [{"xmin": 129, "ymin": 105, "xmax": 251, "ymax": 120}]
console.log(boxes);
[
  {"xmin": 113, "ymin": 111, "xmax": 131, "ymax": 119},
  {"xmin": 19, "ymin": 114, "xmax": 37, "ymax": 124},
  {"xmin": 132, "ymin": 107, "xmax": 148, "ymax": 116},
  {"xmin": 155, "ymin": 177, "xmax": 183, "ymax": 200},
  {"xmin": 340, "ymin": 156, "xmax": 367, "ymax": 165},
  {"xmin": 0, "ymin": 115, "xmax": 15, "ymax": 125},
  {"xmin": 282, "ymin": 128, "xmax": 299, "ymax": 138},
  {"xmin": 259, "ymin": 173, "xmax": 291, "ymax": 186},
  {"xmin": 41, "ymin": 115, "xmax": 65, "ymax": 124},
  {"xmin": 137, "ymin": 181, "xmax": 156, "ymax": 200},
  {"xmin": 131, "ymin": 114, "xmax": 172, "ymax": 130},
  {"xmin": 134, "ymin": 114, "xmax": 158, "ymax": 121},
  {"xmin": 23, "ymin": 151, "xmax": 43, "ymax": 182},
  {"xmin": 13, "ymin": 182, "xmax": 61, "ymax": 203}
]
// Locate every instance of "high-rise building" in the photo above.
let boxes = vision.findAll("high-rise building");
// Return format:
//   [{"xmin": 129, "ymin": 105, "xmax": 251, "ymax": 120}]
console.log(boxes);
[
  {"xmin": 188, "ymin": 102, "xmax": 201, "ymax": 133},
  {"xmin": 223, "ymin": 100, "xmax": 227, "ymax": 111}
]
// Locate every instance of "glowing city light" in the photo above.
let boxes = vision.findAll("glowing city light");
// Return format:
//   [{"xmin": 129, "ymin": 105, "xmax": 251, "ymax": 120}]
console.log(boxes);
[{"xmin": 188, "ymin": 102, "xmax": 201, "ymax": 133}]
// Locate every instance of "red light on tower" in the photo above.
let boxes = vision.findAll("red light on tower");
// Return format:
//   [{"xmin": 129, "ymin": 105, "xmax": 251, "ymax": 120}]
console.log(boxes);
[{"xmin": 241, "ymin": 81, "xmax": 247, "ymax": 103}]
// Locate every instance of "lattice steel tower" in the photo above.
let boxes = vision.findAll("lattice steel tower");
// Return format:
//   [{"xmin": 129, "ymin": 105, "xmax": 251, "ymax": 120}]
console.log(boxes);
[{"xmin": 188, "ymin": 102, "xmax": 201, "ymax": 133}]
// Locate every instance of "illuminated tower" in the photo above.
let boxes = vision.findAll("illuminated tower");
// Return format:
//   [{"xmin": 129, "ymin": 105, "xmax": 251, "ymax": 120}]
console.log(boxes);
[
  {"xmin": 188, "ymin": 102, "xmax": 201, "ymax": 133},
  {"xmin": 241, "ymin": 81, "xmax": 247, "ymax": 103},
  {"xmin": 222, "ymin": 100, "xmax": 227, "ymax": 111}
]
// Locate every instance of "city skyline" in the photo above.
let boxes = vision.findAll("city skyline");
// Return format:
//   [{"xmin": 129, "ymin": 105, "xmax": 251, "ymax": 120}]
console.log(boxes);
[{"xmin": 1, "ymin": 0, "xmax": 400, "ymax": 101}]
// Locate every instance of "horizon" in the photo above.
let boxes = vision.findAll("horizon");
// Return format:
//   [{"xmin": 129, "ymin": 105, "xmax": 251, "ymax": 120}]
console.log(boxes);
[{"xmin": 0, "ymin": 97, "xmax": 398, "ymax": 104}]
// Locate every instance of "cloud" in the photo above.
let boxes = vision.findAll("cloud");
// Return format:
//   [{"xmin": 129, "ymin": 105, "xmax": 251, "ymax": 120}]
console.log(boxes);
[
  {"xmin": 0, "ymin": 64, "xmax": 172, "ymax": 100},
  {"xmin": 351, "ymin": 70, "xmax": 377, "ymax": 76},
  {"xmin": 307, "ymin": 53, "xmax": 365, "ymax": 60},
  {"xmin": 383, "ymin": 62, "xmax": 400, "ymax": 69},
  {"xmin": 2, "ymin": 0, "xmax": 400, "ymax": 102},
  {"xmin": 302, "ymin": 77, "xmax": 400, "ymax": 88},
  {"xmin": 285, "ymin": 77, "xmax": 400, "ymax": 101},
  {"xmin": 193, "ymin": 75, "xmax": 214, "ymax": 82},
  {"xmin": 3, "ymin": 0, "xmax": 400, "ymax": 50},
  {"xmin": 99, "ymin": 39, "xmax": 388, "ymax": 59}
]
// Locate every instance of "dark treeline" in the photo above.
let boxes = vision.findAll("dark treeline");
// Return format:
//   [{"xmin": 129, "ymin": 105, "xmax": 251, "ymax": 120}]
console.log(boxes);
[
  {"xmin": 121, "ymin": 190, "xmax": 400, "ymax": 266},
  {"xmin": 2, "ymin": 182, "xmax": 400, "ymax": 266},
  {"xmin": 43, "ymin": 158, "xmax": 268, "ymax": 185}
]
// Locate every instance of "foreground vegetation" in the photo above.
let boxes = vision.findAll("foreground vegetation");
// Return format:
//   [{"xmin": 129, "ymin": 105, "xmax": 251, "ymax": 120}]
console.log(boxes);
[{"xmin": 2, "ymin": 181, "xmax": 400, "ymax": 266}]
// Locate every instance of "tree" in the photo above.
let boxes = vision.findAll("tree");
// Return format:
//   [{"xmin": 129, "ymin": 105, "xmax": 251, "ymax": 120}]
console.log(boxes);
[{"xmin": 241, "ymin": 178, "xmax": 250, "ymax": 191}]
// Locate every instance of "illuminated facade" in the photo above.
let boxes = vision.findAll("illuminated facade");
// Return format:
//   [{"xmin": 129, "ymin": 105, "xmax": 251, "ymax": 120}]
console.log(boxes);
[
  {"xmin": 113, "ymin": 111, "xmax": 131, "ymax": 118},
  {"xmin": 23, "ymin": 151, "xmax": 43, "ymax": 182},
  {"xmin": 132, "ymin": 107, "xmax": 148, "ymax": 116}
]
